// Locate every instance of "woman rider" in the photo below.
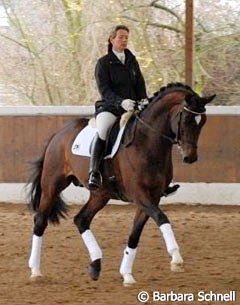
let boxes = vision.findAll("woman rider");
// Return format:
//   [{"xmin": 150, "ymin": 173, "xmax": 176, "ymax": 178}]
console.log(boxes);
[
  {"xmin": 88, "ymin": 24, "xmax": 179, "ymax": 196},
  {"xmin": 88, "ymin": 24, "xmax": 147, "ymax": 188}
]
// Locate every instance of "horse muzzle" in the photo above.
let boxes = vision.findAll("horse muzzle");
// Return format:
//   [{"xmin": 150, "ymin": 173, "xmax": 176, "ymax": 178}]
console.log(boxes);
[
  {"xmin": 179, "ymin": 145, "xmax": 198, "ymax": 164},
  {"xmin": 183, "ymin": 154, "xmax": 198, "ymax": 164}
]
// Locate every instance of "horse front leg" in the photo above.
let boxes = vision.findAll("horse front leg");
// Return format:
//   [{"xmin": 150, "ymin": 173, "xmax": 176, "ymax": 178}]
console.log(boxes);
[
  {"xmin": 140, "ymin": 200, "xmax": 184, "ymax": 273},
  {"xmin": 160, "ymin": 221, "xmax": 184, "ymax": 272},
  {"xmin": 73, "ymin": 191, "xmax": 110, "ymax": 281},
  {"xmin": 120, "ymin": 207, "xmax": 149, "ymax": 286}
]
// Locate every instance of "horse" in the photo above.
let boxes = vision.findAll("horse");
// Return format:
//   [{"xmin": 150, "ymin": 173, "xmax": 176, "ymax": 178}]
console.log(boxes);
[{"xmin": 27, "ymin": 83, "xmax": 216, "ymax": 286}]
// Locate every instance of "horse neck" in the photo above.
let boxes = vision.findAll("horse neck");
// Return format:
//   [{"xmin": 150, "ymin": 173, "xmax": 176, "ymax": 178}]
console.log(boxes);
[
  {"xmin": 140, "ymin": 96, "xmax": 182, "ymax": 140},
  {"xmin": 136, "ymin": 98, "xmax": 181, "ymax": 162}
]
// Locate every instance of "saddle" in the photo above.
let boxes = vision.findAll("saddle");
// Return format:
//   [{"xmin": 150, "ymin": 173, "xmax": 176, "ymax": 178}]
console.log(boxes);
[
  {"xmin": 105, "ymin": 114, "xmax": 137, "ymax": 156},
  {"xmin": 72, "ymin": 113, "xmax": 137, "ymax": 159}
]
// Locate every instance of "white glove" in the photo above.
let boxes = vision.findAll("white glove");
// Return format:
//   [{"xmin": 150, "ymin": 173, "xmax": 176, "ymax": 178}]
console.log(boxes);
[
  {"xmin": 138, "ymin": 98, "xmax": 149, "ymax": 111},
  {"xmin": 121, "ymin": 99, "xmax": 136, "ymax": 111}
]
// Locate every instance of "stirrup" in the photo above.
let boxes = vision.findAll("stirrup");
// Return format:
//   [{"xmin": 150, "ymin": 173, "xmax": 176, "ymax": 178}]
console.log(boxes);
[{"xmin": 88, "ymin": 171, "xmax": 102, "ymax": 189}]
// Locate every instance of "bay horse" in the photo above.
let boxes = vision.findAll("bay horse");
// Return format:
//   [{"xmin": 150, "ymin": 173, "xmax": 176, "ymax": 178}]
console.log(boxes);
[{"xmin": 27, "ymin": 83, "xmax": 215, "ymax": 286}]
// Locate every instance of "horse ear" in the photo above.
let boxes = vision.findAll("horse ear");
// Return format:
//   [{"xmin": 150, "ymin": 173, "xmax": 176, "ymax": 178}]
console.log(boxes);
[{"xmin": 202, "ymin": 94, "xmax": 216, "ymax": 105}]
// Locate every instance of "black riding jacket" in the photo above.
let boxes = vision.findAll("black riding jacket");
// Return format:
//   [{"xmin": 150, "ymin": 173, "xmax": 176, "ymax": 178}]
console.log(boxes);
[{"xmin": 95, "ymin": 48, "xmax": 147, "ymax": 115}]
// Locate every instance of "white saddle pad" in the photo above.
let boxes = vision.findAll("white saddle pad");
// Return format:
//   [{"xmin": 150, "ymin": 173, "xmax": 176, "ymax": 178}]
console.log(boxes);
[{"xmin": 71, "ymin": 124, "xmax": 127, "ymax": 159}]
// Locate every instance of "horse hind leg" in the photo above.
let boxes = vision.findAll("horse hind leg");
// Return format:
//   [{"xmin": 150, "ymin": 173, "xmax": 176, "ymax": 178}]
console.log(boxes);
[
  {"xmin": 120, "ymin": 207, "xmax": 149, "ymax": 286},
  {"xmin": 73, "ymin": 191, "xmax": 110, "ymax": 281},
  {"xmin": 28, "ymin": 208, "xmax": 48, "ymax": 278},
  {"xmin": 29, "ymin": 175, "xmax": 70, "ymax": 279}
]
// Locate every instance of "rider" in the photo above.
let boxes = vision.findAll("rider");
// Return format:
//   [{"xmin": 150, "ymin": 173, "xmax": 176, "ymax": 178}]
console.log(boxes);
[
  {"xmin": 88, "ymin": 24, "xmax": 179, "ymax": 196},
  {"xmin": 88, "ymin": 24, "xmax": 147, "ymax": 188}
]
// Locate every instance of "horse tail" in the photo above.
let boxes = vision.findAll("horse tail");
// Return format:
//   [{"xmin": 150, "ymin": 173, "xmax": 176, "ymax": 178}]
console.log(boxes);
[{"xmin": 27, "ymin": 135, "xmax": 68, "ymax": 225}]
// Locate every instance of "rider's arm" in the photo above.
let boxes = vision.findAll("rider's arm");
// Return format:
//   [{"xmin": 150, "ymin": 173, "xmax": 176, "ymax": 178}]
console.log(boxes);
[{"xmin": 95, "ymin": 59, "xmax": 123, "ymax": 109}]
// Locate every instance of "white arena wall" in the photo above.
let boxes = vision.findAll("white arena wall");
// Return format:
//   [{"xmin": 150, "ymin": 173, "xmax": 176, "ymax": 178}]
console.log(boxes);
[{"xmin": 0, "ymin": 182, "xmax": 239, "ymax": 205}]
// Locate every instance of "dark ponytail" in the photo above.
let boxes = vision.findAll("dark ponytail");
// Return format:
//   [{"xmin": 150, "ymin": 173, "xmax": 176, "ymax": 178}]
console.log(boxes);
[{"xmin": 107, "ymin": 24, "xmax": 129, "ymax": 53}]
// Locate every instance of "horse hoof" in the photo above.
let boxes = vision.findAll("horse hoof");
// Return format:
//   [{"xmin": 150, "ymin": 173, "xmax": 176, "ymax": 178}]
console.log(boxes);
[
  {"xmin": 30, "ymin": 271, "xmax": 43, "ymax": 280},
  {"xmin": 30, "ymin": 268, "xmax": 42, "ymax": 280},
  {"xmin": 89, "ymin": 259, "xmax": 101, "ymax": 280},
  {"xmin": 122, "ymin": 274, "xmax": 136, "ymax": 287},
  {"xmin": 171, "ymin": 263, "xmax": 184, "ymax": 272},
  {"xmin": 171, "ymin": 249, "xmax": 183, "ymax": 264}
]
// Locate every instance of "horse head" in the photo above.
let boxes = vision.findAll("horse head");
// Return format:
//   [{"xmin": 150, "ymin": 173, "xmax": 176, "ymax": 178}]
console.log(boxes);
[{"xmin": 171, "ymin": 92, "xmax": 216, "ymax": 164}]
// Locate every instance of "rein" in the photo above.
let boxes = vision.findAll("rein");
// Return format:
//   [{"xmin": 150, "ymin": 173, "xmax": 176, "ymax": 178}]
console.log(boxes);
[
  {"xmin": 135, "ymin": 112, "xmax": 178, "ymax": 144},
  {"xmin": 135, "ymin": 113, "xmax": 155, "ymax": 132}
]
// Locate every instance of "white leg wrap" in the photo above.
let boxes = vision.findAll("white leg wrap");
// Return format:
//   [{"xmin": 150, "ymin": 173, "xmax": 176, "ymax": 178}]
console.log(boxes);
[
  {"xmin": 28, "ymin": 235, "xmax": 42, "ymax": 276},
  {"xmin": 120, "ymin": 246, "xmax": 137, "ymax": 276},
  {"xmin": 81, "ymin": 230, "xmax": 102, "ymax": 262},
  {"xmin": 160, "ymin": 223, "xmax": 179, "ymax": 256}
]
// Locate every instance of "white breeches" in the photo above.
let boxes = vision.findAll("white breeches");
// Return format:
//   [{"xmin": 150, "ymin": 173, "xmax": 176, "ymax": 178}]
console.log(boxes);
[{"xmin": 96, "ymin": 112, "xmax": 117, "ymax": 140}]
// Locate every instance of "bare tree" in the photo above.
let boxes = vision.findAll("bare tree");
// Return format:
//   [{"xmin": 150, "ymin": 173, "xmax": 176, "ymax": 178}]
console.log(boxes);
[{"xmin": 0, "ymin": 0, "xmax": 239, "ymax": 105}]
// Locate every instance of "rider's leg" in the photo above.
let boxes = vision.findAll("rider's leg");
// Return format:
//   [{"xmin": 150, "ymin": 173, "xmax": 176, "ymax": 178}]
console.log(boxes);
[
  {"xmin": 88, "ymin": 111, "xmax": 117, "ymax": 188},
  {"xmin": 96, "ymin": 112, "xmax": 117, "ymax": 141}
]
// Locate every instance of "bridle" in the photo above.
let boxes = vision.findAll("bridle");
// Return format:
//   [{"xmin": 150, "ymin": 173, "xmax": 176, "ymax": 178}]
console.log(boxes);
[
  {"xmin": 183, "ymin": 106, "xmax": 206, "ymax": 116},
  {"xmin": 174, "ymin": 105, "xmax": 206, "ymax": 147},
  {"xmin": 135, "ymin": 104, "xmax": 206, "ymax": 146}
]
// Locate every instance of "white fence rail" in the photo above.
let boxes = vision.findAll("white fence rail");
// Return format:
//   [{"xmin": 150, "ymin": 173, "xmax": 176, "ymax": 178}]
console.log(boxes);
[{"xmin": 0, "ymin": 105, "xmax": 240, "ymax": 116}]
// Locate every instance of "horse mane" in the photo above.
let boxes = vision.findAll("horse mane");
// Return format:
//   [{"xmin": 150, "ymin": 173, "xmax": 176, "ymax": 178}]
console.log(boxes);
[
  {"xmin": 141, "ymin": 82, "xmax": 199, "ymax": 117},
  {"xmin": 150, "ymin": 82, "xmax": 198, "ymax": 102},
  {"xmin": 137, "ymin": 83, "xmax": 199, "ymax": 123}
]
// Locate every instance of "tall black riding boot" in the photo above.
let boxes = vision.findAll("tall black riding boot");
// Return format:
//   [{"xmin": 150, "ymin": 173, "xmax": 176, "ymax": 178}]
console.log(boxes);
[
  {"xmin": 163, "ymin": 184, "xmax": 180, "ymax": 196},
  {"xmin": 88, "ymin": 134, "xmax": 106, "ymax": 189}
]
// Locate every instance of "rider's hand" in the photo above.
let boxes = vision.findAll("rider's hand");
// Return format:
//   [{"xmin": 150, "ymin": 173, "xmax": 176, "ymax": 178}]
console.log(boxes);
[
  {"xmin": 121, "ymin": 99, "xmax": 136, "ymax": 111},
  {"xmin": 138, "ymin": 98, "xmax": 149, "ymax": 111}
]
